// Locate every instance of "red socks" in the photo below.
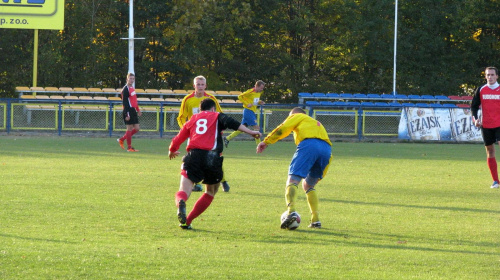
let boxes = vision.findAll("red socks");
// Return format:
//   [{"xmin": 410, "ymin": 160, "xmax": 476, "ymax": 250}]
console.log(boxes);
[
  {"xmin": 120, "ymin": 129, "xmax": 138, "ymax": 149},
  {"xmin": 186, "ymin": 193, "xmax": 214, "ymax": 225},
  {"xmin": 487, "ymin": 157, "xmax": 499, "ymax": 182},
  {"xmin": 175, "ymin": 191, "xmax": 189, "ymax": 207},
  {"xmin": 175, "ymin": 191, "xmax": 215, "ymax": 226}
]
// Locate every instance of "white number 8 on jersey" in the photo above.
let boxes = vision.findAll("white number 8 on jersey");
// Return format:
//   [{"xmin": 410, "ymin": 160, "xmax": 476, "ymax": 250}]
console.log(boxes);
[{"xmin": 195, "ymin": 119, "xmax": 208, "ymax": 134}]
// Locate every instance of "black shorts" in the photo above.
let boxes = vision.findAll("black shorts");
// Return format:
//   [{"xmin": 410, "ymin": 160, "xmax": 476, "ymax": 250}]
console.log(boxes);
[
  {"xmin": 181, "ymin": 149, "xmax": 224, "ymax": 185},
  {"xmin": 123, "ymin": 108, "xmax": 139, "ymax": 125},
  {"xmin": 481, "ymin": 126, "xmax": 500, "ymax": 146}
]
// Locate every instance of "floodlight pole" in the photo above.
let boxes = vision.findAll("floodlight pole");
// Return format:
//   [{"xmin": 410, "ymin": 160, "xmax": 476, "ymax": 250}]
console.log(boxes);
[
  {"xmin": 392, "ymin": 0, "xmax": 398, "ymax": 96},
  {"xmin": 120, "ymin": 0, "xmax": 144, "ymax": 86}
]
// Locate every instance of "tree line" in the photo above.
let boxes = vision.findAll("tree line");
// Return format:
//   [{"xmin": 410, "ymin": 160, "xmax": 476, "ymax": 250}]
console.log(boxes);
[{"xmin": 1, "ymin": 0, "xmax": 499, "ymax": 102}]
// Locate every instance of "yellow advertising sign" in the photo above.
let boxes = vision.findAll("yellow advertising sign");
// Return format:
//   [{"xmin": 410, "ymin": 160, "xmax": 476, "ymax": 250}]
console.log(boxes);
[{"xmin": 0, "ymin": 0, "xmax": 64, "ymax": 30}]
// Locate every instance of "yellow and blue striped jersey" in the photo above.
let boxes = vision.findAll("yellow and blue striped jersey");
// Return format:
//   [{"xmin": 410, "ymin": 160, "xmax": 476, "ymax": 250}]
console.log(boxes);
[
  {"xmin": 177, "ymin": 92, "xmax": 222, "ymax": 128},
  {"xmin": 263, "ymin": 113, "xmax": 332, "ymax": 146},
  {"xmin": 238, "ymin": 88, "xmax": 263, "ymax": 113}
]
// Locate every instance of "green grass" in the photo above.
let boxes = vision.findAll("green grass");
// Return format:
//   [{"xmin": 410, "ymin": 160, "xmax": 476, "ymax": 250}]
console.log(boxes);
[{"xmin": 1, "ymin": 136, "xmax": 499, "ymax": 279}]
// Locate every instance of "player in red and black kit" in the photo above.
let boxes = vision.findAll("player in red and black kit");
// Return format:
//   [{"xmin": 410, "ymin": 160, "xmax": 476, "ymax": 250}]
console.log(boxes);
[
  {"xmin": 169, "ymin": 98, "xmax": 261, "ymax": 229},
  {"xmin": 471, "ymin": 66, "xmax": 500, "ymax": 189},
  {"xmin": 117, "ymin": 73, "xmax": 142, "ymax": 152}
]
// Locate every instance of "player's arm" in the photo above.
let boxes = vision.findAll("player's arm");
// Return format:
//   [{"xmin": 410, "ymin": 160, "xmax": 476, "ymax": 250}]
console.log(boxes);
[
  {"xmin": 258, "ymin": 91, "xmax": 265, "ymax": 105},
  {"xmin": 121, "ymin": 86, "xmax": 129, "ymax": 106},
  {"xmin": 238, "ymin": 124, "xmax": 261, "ymax": 139},
  {"xmin": 120, "ymin": 86, "xmax": 126, "ymax": 101},
  {"xmin": 218, "ymin": 113, "xmax": 261, "ymax": 138},
  {"xmin": 131, "ymin": 95, "xmax": 141, "ymax": 115},
  {"xmin": 470, "ymin": 87, "xmax": 481, "ymax": 126},
  {"xmin": 238, "ymin": 89, "xmax": 254, "ymax": 108},
  {"xmin": 121, "ymin": 87, "xmax": 132, "ymax": 120},
  {"xmin": 169, "ymin": 125, "xmax": 190, "ymax": 159},
  {"xmin": 218, "ymin": 113, "xmax": 242, "ymax": 131},
  {"xmin": 263, "ymin": 115, "xmax": 297, "ymax": 144},
  {"xmin": 131, "ymin": 91, "xmax": 141, "ymax": 113},
  {"xmin": 257, "ymin": 115, "xmax": 297, "ymax": 154},
  {"xmin": 134, "ymin": 102, "xmax": 141, "ymax": 114}
]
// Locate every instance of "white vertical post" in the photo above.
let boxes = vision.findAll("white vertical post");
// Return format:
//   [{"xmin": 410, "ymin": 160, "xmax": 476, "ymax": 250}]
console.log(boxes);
[
  {"xmin": 121, "ymin": 0, "xmax": 144, "ymax": 87},
  {"xmin": 128, "ymin": 0, "xmax": 135, "ymax": 78},
  {"xmin": 392, "ymin": 0, "xmax": 398, "ymax": 95}
]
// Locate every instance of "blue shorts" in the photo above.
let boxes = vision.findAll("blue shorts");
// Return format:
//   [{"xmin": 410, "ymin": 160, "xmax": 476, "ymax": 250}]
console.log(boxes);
[
  {"xmin": 289, "ymin": 138, "xmax": 332, "ymax": 181},
  {"xmin": 242, "ymin": 108, "xmax": 258, "ymax": 126}
]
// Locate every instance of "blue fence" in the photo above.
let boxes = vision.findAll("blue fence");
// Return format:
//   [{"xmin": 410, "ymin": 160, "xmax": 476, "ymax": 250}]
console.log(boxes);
[{"xmin": 2, "ymin": 98, "xmax": 407, "ymax": 140}]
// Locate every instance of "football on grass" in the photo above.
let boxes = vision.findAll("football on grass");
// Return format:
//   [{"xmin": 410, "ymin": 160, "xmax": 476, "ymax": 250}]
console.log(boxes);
[{"xmin": 281, "ymin": 211, "xmax": 301, "ymax": 230}]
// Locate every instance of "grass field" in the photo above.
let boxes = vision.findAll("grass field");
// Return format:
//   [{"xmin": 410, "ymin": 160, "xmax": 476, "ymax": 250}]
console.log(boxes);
[{"xmin": 1, "ymin": 136, "xmax": 499, "ymax": 279}]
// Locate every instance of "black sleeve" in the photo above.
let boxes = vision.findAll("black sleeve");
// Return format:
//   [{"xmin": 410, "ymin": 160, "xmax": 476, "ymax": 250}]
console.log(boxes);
[
  {"xmin": 121, "ymin": 86, "xmax": 132, "ymax": 112},
  {"xmin": 470, "ymin": 87, "xmax": 481, "ymax": 120},
  {"xmin": 218, "ymin": 113, "xmax": 241, "ymax": 131}
]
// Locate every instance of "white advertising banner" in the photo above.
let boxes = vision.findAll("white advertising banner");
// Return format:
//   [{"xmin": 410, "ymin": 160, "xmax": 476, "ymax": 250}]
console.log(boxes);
[{"xmin": 398, "ymin": 107, "xmax": 482, "ymax": 142}]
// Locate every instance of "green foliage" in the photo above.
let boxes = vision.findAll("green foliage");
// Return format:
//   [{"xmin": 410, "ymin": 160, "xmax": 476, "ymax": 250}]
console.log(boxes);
[
  {"xmin": 0, "ymin": 137, "xmax": 499, "ymax": 279},
  {"xmin": 1, "ymin": 0, "xmax": 500, "ymax": 99}
]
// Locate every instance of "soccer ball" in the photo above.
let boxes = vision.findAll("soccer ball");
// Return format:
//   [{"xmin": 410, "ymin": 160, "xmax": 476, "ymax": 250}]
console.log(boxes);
[{"xmin": 281, "ymin": 211, "xmax": 301, "ymax": 230}]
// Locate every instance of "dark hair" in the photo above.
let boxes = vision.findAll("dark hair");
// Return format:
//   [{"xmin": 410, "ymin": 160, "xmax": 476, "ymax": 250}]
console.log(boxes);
[
  {"xmin": 486, "ymin": 67, "xmax": 498, "ymax": 75},
  {"xmin": 200, "ymin": 98, "xmax": 216, "ymax": 111}
]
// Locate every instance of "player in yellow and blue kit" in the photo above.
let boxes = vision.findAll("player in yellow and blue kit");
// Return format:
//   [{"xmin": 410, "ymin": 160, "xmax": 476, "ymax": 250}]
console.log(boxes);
[
  {"xmin": 257, "ymin": 107, "xmax": 332, "ymax": 229},
  {"xmin": 224, "ymin": 80, "xmax": 266, "ymax": 147}
]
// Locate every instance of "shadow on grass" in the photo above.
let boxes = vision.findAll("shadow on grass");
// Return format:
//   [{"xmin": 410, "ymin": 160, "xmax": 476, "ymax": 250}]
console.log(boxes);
[
  {"xmin": 329, "ymin": 198, "xmax": 500, "ymax": 214},
  {"xmin": 0, "ymin": 233, "xmax": 78, "ymax": 244},
  {"xmin": 251, "ymin": 229, "xmax": 500, "ymax": 256},
  {"xmin": 340, "ymin": 229, "xmax": 500, "ymax": 251},
  {"xmin": 236, "ymin": 192, "xmax": 500, "ymax": 214}
]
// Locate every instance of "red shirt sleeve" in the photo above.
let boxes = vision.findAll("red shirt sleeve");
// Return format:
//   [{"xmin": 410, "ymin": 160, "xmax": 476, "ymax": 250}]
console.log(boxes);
[
  {"xmin": 128, "ymin": 86, "xmax": 140, "ymax": 112},
  {"xmin": 169, "ymin": 125, "xmax": 191, "ymax": 153}
]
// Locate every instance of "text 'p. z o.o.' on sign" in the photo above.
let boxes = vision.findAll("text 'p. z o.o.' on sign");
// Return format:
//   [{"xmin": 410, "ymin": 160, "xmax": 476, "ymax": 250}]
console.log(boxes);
[
  {"xmin": 0, "ymin": 0, "xmax": 58, "ymax": 17},
  {"xmin": 0, "ymin": 18, "xmax": 29, "ymax": 25}
]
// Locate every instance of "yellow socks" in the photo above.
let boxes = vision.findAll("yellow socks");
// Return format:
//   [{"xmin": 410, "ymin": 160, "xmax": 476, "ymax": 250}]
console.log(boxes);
[
  {"xmin": 226, "ymin": 130, "xmax": 241, "ymax": 141},
  {"xmin": 227, "ymin": 130, "xmax": 260, "ymax": 144},
  {"xmin": 285, "ymin": 183, "xmax": 298, "ymax": 213},
  {"xmin": 306, "ymin": 188, "xmax": 319, "ymax": 223},
  {"xmin": 286, "ymin": 184, "xmax": 320, "ymax": 223}
]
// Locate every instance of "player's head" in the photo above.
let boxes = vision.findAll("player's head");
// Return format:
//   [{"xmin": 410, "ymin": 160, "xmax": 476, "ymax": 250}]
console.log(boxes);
[
  {"xmin": 289, "ymin": 107, "xmax": 306, "ymax": 116},
  {"xmin": 193, "ymin": 75, "xmax": 207, "ymax": 94},
  {"xmin": 485, "ymin": 67, "xmax": 498, "ymax": 85},
  {"xmin": 193, "ymin": 75, "xmax": 206, "ymax": 85},
  {"xmin": 200, "ymin": 98, "xmax": 216, "ymax": 112},
  {"xmin": 484, "ymin": 66, "xmax": 498, "ymax": 85},
  {"xmin": 485, "ymin": 67, "xmax": 498, "ymax": 75},
  {"xmin": 255, "ymin": 80, "xmax": 266, "ymax": 92},
  {"xmin": 126, "ymin": 73, "xmax": 135, "ymax": 85}
]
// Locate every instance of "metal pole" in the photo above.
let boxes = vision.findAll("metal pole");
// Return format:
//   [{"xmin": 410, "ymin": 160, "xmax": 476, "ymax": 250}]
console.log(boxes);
[
  {"xmin": 121, "ymin": 0, "xmax": 144, "ymax": 87},
  {"xmin": 128, "ymin": 0, "xmax": 134, "ymax": 78},
  {"xmin": 392, "ymin": 0, "xmax": 398, "ymax": 96}
]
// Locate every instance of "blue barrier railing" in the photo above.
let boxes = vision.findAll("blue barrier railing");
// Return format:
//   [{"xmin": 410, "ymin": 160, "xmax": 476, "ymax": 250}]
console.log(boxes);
[{"xmin": 2, "ymin": 98, "xmax": 406, "ymax": 139}]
